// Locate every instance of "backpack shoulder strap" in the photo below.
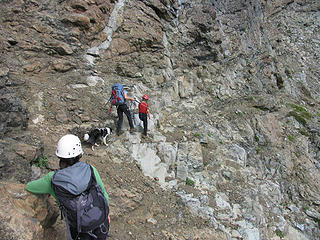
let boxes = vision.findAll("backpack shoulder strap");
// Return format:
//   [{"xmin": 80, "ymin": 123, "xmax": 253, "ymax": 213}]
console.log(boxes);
[
  {"xmin": 88, "ymin": 165, "xmax": 97, "ymax": 186},
  {"xmin": 89, "ymin": 165, "xmax": 108, "ymax": 206},
  {"xmin": 63, "ymin": 210, "xmax": 73, "ymax": 240}
]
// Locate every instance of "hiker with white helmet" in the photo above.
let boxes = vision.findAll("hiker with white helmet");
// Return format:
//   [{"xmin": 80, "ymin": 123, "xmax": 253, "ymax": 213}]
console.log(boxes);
[
  {"xmin": 138, "ymin": 94, "xmax": 151, "ymax": 138},
  {"xmin": 26, "ymin": 134, "xmax": 110, "ymax": 240}
]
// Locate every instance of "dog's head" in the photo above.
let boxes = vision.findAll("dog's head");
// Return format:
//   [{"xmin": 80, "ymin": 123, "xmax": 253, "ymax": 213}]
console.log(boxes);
[
  {"xmin": 102, "ymin": 127, "xmax": 112, "ymax": 137},
  {"xmin": 84, "ymin": 133, "xmax": 90, "ymax": 141}
]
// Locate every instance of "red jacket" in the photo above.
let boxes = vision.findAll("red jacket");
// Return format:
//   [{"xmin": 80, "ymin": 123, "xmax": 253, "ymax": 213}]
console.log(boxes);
[{"xmin": 139, "ymin": 101, "xmax": 149, "ymax": 114}]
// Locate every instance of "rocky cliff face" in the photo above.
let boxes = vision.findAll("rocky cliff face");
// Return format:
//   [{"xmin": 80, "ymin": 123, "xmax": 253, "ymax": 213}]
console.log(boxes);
[{"xmin": 1, "ymin": 0, "xmax": 320, "ymax": 239}]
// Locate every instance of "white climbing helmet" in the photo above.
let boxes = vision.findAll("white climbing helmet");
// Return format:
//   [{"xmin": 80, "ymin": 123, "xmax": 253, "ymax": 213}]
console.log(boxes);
[{"xmin": 55, "ymin": 134, "xmax": 83, "ymax": 158}]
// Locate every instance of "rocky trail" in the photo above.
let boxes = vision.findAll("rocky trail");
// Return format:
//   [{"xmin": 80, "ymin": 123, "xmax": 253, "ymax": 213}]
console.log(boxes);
[{"xmin": 39, "ymin": 128, "xmax": 227, "ymax": 240}]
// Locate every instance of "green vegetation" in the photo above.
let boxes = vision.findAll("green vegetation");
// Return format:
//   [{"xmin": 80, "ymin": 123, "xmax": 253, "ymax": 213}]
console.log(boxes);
[
  {"xmin": 288, "ymin": 111, "xmax": 307, "ymax": 126},
  {"xmin": 288, "ymin": 135, "xmax": 294, "ymax": 142},
  {"xmin": 299, "ymin": 128, "xmax": 310, "ymax": 137},
  {"xmin": 186, "ymin": 177, "xmax": 195, "ymax": 186},
  {"xmin": 35, "ymin": 155, "xmax": 48, "ymax": 168},
  {"xmin": 194, "ymin": 133, "xmax": 200, "ymax": 138},
  {"xmin": 287, "ymin": 104, "xmax": 311, "ymax": 116},
  {"xmin": 256, "ymin": 146, "xmax": 261, "ymax": 154},
  {"xmin": 236, "ymin": 110, "xmax": 244, "ymax": 117},
  {"xmin": 287, "ymin": 103, "xmax": 313, "ymax": 126},
  {"xmin": 275, "ymin": 229, "xmax": 284, "ymax": 238},
  {"xmin": 254, "ymin": 134, "xmax": 260, "ymax": 142}
]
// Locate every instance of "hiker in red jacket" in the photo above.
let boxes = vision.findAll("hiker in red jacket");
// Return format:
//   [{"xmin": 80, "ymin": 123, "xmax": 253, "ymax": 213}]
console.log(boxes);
[{"xmin": 138, "ymin": 94, "xmax": 150, "ymax": 137}]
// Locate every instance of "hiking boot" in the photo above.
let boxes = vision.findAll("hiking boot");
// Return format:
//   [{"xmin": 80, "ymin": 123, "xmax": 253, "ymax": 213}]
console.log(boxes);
[
  {"xmin": 116, "ymin": 130, "xmax": 124, "ymax": 136},
  {"xmin": 141, "ymin": 134, "xmax": 151, "ymax": 142},
  {"xmin": 141, "ymin": 134, "xmax": 147, "ymax": 139},
  {"xmin": 129, "ymin": 128, "xmax": 136, "ymax": 134}
]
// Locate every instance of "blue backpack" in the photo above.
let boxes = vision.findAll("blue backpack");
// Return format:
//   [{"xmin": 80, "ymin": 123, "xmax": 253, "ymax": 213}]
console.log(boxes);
[
  {"xmin": 51, "ymin": 162, "xmax": 109, "ymax": 239},
  {"xmin": 110, "ymin": 83, "xmax": 125, "ymax": 106}
]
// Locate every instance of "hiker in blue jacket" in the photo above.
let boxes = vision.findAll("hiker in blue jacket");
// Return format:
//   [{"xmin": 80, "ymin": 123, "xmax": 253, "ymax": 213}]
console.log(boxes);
[
  {"xmin": 26, "ymin": 134, "xmax": 110, "ymax": 240},
  {"xmin": 109, "ymin": 84, "xmax": 135, "ymax": 136}
]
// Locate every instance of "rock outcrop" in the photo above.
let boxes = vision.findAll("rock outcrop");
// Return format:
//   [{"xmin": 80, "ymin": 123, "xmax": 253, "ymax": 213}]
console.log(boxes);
[{"xmin": 0, "ymin": 182, "xmax": 59, "ymax": 240}]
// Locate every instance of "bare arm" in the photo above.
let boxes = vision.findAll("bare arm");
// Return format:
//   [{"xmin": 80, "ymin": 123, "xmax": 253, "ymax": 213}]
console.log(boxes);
[
  {"xmin": 124, "ymin": 92, "xmax": 134, "ymax": 101},
  {"xmin": 147, "ymin": 107, "xmax": 150, "ymax": 119}
]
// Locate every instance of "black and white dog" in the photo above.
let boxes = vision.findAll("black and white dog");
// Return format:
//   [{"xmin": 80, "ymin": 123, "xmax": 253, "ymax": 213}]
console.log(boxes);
[{"xmin": 84, "ymin": 127, "xmax": 112, "ymax": 151}]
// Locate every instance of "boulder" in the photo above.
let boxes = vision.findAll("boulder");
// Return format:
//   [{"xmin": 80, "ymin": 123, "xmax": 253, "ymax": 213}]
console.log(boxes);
[{"xmin": 0, "ymin": 182, "xmax": 59, "ymax": 240}]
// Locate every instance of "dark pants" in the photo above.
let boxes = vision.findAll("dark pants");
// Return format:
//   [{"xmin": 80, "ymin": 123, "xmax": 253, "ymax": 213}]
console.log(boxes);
[
  {"xmin": 139, "ymin": 113, "xmax": 148, "ymax": 136},
  {"xmin": 116, "ymin": 104, "xmax": 134, "ymax": 132}
]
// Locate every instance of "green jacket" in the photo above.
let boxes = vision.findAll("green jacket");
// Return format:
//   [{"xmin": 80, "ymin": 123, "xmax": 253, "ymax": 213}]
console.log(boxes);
[{"xmin": 26, "ymin": 164, "xmax": 109, "ymax": 205}]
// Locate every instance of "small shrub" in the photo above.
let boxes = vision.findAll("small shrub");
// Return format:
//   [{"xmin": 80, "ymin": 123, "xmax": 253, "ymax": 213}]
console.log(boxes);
[
  {"xmin": 288, "ymin": 135, "xmax": 294, "ymax": 142},
  {"xmin": 194, "ymin": 133, "xmax": 200, "ymax": 138},
  {"xmin": 254, "ymin": 134, "xmax": 260, "ymax": 142},
  {"xmin": 275, "ymin": 229, "xmax": 284, "ymax": 238},
  {"xmin": 186, "ymin": 177, "xmax": 195, "ymax": 186},
  {"xmin": 35, "ymin": 155, "xmax": 48, "ymax": 168},
  {"xmin": 256, "ymin": 146, "xmax": 261, "ymax": 153}
]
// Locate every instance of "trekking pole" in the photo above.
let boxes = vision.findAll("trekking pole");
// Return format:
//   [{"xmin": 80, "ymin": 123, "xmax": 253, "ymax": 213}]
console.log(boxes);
[
  {"xmin": 134, "ymin": 96, "xmax": 140, "ymax": 104},
  {"xmin": 130, "ymin": 101, "xmax": 141, "ymax": 127},
  {"xmin": 130, "ymin": 101, "xmax": 137, "ymax": 126}
]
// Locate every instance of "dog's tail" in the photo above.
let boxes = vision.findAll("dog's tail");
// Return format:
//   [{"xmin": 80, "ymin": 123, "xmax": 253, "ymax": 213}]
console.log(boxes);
[{"xmin": 84, "ymin": 133, "xmax": 89, "ymax": 141}]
